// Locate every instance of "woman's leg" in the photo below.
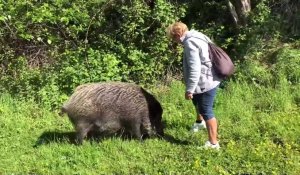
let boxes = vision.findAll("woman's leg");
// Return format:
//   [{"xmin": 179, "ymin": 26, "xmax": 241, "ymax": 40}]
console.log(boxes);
[
  {"xmin": 198, "ymin": 87, "xmax": 219, "ymax": 145},
  {"xmin": 206, "ymin": 117, "xmax": 218, "ymax": 144}
]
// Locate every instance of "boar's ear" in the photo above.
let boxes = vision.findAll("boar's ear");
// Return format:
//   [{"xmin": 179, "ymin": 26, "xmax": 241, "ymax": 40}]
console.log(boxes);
[
  {"xmin": 154, "ymin": 103, "xmax": 163, "ymax": 119},
  {"xmin": 140, "ymin": 87, "xmax": 163, "ymax": 117}
]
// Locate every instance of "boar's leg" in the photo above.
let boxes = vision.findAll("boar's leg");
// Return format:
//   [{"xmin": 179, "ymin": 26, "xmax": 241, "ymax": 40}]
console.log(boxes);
[
  {"xmin": 75, "ymin": 121, "xmax": 93, "ymax": 144},
  {"xmin": 130, "ymin": 122, "xmax": 143, "ymax": 140}
]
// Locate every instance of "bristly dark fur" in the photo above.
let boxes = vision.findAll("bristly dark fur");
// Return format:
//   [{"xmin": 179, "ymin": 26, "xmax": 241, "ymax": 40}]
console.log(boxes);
[{"xmin": 61, "ymin": 82, "xmax": 164, "ymax": 144}]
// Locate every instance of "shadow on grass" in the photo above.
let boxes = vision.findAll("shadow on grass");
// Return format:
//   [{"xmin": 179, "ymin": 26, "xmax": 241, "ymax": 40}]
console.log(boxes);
[
  {"xmin": 34, "ymin": 130, "xmax": 140, "ymax": 147},
  {"xmin": 34, "ymin": 131, "xmax": 77, "ymax": 147},
  {"xmin": 162, "ymin": 134, "xmax": 191, "ymax": 145},
  {"xmin": 34, "ymin": 131, "xmax": 191, "ymax": 147}
]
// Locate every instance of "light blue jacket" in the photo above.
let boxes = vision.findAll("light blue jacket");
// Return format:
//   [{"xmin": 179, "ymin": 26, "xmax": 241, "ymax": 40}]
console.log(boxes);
[{"xmin": 181, "ymin": 30, "xmax": 221, "ymax": 94}]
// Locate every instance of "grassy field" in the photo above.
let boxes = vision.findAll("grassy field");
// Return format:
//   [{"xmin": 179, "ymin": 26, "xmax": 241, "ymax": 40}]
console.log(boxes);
[{"xmin": 0, "ymin": 80, "xmax": 299, "ymax": 174}]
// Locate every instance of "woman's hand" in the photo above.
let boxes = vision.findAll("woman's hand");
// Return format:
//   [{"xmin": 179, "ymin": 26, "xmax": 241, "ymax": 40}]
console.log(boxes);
[{"xmin": 185, "ymin": 92, "xmax": 193, "ymax": 100}]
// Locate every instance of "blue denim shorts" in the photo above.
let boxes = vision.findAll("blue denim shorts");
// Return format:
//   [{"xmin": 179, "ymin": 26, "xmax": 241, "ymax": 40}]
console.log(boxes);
[{"xmin": 192, "ymin": 86, "xmax": 218, "ymax": 121}]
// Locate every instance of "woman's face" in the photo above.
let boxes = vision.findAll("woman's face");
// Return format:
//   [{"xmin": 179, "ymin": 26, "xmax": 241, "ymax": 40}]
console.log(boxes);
[{"xmin": 172, "ymin": 34, "xmax": 182, "ymax": 43}]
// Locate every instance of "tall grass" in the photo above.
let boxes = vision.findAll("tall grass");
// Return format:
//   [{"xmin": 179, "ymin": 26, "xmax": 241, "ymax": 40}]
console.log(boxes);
[{"xmin": 0, "ymin": 79, "xmax": 299, "ymax": 174}]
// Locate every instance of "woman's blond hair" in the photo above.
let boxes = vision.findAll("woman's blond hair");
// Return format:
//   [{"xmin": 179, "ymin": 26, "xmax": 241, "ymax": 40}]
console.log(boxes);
[{"xmin": 166, "ymin": 22, "xmax": 188, "ymax": 39}]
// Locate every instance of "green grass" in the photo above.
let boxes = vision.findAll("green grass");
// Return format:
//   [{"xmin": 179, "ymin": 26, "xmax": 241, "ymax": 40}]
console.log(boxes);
[{"xmin": 0, "ymin": 81, "xmax": 299, "ymax": 175}]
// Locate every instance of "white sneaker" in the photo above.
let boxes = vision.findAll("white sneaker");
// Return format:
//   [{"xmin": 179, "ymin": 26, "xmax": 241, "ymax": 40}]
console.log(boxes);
[
  {"xmin": 191, "ymin": 122, "xmax": 206, "ymax": 132},
  {"xmin": 202, "ymin": 141, "xmax": 220, "ymax": 150}
]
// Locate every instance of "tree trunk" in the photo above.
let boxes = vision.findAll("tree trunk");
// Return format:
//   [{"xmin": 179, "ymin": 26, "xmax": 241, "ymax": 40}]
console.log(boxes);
[{"xmin": 228, "ymin": 0, "xmax": 251, "ymax": 27}]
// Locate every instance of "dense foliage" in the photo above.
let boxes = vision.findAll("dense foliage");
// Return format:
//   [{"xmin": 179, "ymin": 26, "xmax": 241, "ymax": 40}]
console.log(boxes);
[
  {"xmin": 0, "ymin": 0, "xmax": 299, "ymax": 109},
  {"xmin": 0, "ymin": 0, "xmax": 185, "ymax": 108}
]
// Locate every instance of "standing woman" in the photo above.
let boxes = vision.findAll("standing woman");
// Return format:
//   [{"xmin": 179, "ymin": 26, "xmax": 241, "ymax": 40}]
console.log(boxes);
[{"xmin": 166, "ymin": 22, "xmax": 222, "ymax": 149}]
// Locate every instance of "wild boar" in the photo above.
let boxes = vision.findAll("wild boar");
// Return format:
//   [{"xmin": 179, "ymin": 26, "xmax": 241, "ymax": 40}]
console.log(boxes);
[{"xmin": 60, "ymin": 82, "xmax": 164, "ymax": 144}]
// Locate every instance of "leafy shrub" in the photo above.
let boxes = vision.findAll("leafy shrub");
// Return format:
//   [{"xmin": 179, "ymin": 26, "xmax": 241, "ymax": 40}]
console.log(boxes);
[
  {"xmin": 271, "ymin": 48, "xmax": 300, "ymax": 85},
  {"xmin": 235, "ymin": 59, "xmax": 273, "ymax": 86},
  {"xmin": 55, "ymin": 48, "xmax": 122, "ymax": 93},
  {"xmin": 0, "ymin": 0, "xmax": 185, "ymax": 108}
]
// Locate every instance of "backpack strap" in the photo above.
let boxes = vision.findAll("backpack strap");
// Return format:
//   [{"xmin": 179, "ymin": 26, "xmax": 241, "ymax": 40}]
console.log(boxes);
[{"xmin": 185, "ymin": 35, "xmax": 213, "ymax": 66}]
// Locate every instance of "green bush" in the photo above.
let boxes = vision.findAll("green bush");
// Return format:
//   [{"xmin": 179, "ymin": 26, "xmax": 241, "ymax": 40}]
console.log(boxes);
[
  {"xmin": 56, "ymin": 48, "xmax": 122, "ymax": 93},
  {"xmin": 235, "ymin": 59, "xmax": 273, "ymax": 86},
  {"xmin": 0, "ymin": 0, "xmax": 185, "ymax": 108},
  {"xmin": 272, "ymin": 48, "xmax": 300, "ymax": 85}
]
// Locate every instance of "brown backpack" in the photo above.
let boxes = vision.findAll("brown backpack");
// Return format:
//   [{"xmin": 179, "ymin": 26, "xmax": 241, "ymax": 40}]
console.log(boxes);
[
  {"xmin": 207, "ymin": 42, "xmax": 235, "ymax": 79},
  {"xmin": 190, "ymin": 36, "xmax": 235, "ymax": 79}
]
